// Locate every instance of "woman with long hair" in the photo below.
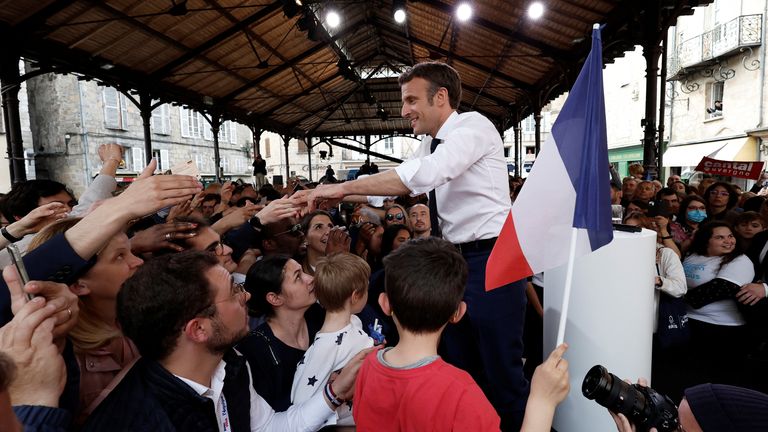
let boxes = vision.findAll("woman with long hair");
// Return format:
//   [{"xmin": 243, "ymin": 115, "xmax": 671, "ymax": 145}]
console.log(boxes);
[
  {"xmin": 28, "ymin": 218, "xmax": 144, "ymax": 424},
  {"xmin": 300, "ymin": 210, "xmax": 335, "ymax": 275},
  {"xmin": 237, "ymin": 255, "xmax": 323, "ymax": 411},
  {"xmin": 682, "ymin": 221, "xmax": 754, "ymax": 388}
]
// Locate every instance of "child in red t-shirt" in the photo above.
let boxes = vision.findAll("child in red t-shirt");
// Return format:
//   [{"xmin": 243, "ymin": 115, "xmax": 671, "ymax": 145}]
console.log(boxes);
[{"xmin": 353, "ymin": 238, "xmax": 571, "ymax": 432}]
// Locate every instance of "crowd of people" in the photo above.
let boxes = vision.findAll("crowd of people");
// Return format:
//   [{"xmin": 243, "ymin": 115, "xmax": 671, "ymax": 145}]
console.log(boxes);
[{"xmin": 1, "ymin": 61, "xmax": 767, "ymax": 432}]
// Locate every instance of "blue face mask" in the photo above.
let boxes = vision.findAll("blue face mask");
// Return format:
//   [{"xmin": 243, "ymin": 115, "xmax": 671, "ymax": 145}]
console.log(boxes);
[{"xmin": 687, "ymin": 209, "xmax": 707, "ymax": 223}]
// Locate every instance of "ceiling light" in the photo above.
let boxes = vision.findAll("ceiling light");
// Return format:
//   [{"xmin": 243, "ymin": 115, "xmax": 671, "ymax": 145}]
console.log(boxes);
[
  {"xmin": 528, "ymin": 2, "xmax": 544, "ymax": 20},
  {"xmin": 456, "ymin": 3, "xmax": 472, "ymax": 22},
  {"xmin": 394, "ymin": 9, "xmax": 406, "ymax": 23},
  {"xmin": 326, "ymin": 11, "xmax": 340, "ymax": 28},
  {"xmin": 393, "ymin": 0, "xmax": 407, "ymax": 23}
]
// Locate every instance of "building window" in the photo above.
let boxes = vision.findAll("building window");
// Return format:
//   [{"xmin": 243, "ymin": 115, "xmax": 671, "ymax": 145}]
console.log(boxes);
[
  {"xmin": 523, "ymin": 115, "xmax": 535, "ymax": 133},
  {"xmin": 203, "ymin": 121, "xmax": 213, "ymax": 141},
  {"xmin": 706, "ymin": 82, "xmax": 724, "ymax": 119},
  {"xmin": 151, "ymin": 104, "xmax": 171, "ymax": 135},
  {"xmin": 131, "ymin": 147, "xmax": 146, "ymax": 172},
  {"xmin": 384, "ymin": 136, "xmax": 394, "ymax": 152},
  {"xmin": 221, "ymin": 156, "xmax": 229, "ymax": 173},
  {"xmin": 180, "ymin": 107, "xmax": 204, "ymax": 138},
  {"xmin": 215, "ymin": 121, "xmax": 238, "ymax": 144},
  {"xmin": 297, "ymin": 139, "xmax": 308, "ymax": 154},
  {"xmin": 103, "ymin": 87, "xmax": 129, "ymax": 130},
  {"xmin": 264, "ymin": 137, "xmax": 271, "ymax": 158},
  {"xmin": 152, "ymin": 149, "xmax": 170, "ymax": 171}
]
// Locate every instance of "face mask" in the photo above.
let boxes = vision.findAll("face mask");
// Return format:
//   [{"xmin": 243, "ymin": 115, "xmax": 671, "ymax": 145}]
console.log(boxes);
[{"xmin": 687, "ymin": 209, "xmax": 707, "ymax": 223}]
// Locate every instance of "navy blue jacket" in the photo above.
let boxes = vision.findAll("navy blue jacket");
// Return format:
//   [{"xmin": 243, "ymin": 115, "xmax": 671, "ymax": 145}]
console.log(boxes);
[{"xmin": 82, "ymin": 351, "xmax": 251, "ymax": 432}]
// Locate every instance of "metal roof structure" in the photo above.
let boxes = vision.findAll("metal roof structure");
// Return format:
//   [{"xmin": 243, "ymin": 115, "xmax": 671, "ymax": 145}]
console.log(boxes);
[{"xmin": 0, "ymin": 0, "xmax": 713, "ymax": 140}]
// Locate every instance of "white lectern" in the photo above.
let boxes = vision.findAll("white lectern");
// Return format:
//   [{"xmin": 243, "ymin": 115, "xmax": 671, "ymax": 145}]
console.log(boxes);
[{"xmin": 544, "ymin": 229, "xmax": 656, "ymax": 432}]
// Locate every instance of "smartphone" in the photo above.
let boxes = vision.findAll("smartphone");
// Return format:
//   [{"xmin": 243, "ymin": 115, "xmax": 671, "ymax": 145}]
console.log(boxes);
[{"xmin": 7, "ymin": 243, "xmax": 33, "ymax": 301}]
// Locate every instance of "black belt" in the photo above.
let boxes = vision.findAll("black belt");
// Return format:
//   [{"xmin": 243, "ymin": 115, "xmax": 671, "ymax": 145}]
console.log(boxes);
[{"xmin": 454, "ymin": 237, "xmax": 497, "ymax": 253}]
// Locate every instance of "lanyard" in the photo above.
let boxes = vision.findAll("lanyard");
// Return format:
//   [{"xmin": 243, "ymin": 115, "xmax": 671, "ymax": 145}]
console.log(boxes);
[{"xmin": 220, "ymin": 394, "xmax": 231, "ymax": 432}]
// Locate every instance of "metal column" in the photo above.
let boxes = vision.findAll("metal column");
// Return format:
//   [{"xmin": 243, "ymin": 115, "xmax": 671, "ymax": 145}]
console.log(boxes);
[
  {"xmin": 138, "ymin": 91, "xmax": 154, "ymax": 165},
  {"xmin": 306, "ymin": 136, "xmax": 313, "ymax": 182},
  {"xmin": 282, "ymin": 134, "xmax": 290, "ymax": 181},
  {"xmin": 211, "ymin": 114, "xmax": 222, "ymax": 183},
  {"xmin": 0, "ymin": 52, "xmax": 26, "ymax": 183}
]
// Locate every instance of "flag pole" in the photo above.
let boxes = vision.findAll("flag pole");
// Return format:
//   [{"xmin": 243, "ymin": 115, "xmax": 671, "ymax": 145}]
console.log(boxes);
[
  {"xmin": 555, "ymin": 22, "xmax": 603, "ymax": 346},
  {"xmin": 556, "ymin": 227, "xmax": 579, "ymax": 345}
]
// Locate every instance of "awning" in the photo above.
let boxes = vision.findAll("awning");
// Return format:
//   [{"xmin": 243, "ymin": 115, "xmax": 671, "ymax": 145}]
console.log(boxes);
[{"xmin": 662, "ymin": 137, "xmax": 757, "ymax": 167}]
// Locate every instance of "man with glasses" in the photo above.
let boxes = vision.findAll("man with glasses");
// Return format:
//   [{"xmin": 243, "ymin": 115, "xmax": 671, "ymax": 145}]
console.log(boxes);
[{"xmin": 84, "ymin": 251, "xmax": 369, "ymax": 431}]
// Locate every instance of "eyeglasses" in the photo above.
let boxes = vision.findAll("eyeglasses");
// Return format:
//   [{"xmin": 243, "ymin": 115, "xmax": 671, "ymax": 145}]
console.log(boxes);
[
  {"xmin": 193, "ymin": 282, "xmax": 248, "ymax": 318},
  {"xmin": 274, "ymin": 224, "xmax": 303, "ymax": 237},
  {"xmin": 709, "ymin": 190, "xmax": 730, "ymax": 197},
  {"xmin": 205, "ymin": 240, "xmax": 227, "ymax": 256},
  {"xmin": 386, "ymin": 213, "xmax": 405, "ymax": 222}
]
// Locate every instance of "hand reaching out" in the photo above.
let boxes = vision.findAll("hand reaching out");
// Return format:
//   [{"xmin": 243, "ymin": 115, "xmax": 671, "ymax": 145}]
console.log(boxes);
[{"xmin": 325, "ymin": 227, "xmax": 351, "ymax": 255}]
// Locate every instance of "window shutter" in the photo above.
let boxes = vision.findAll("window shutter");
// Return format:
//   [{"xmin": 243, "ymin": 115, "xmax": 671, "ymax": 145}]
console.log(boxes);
[
  {"xmin": 103, "ymin": 88, "xmax": 120, "ymax": 128},
  {"xmin": 203, "ymin": 117, "xmax": 213, "ymax": 141},
  {"xmin": 180, "ymin": 108, "xmax": 190, "ymax": 137},
  {"xmin": 230, "ymin": 123, "xmax": 237, "ymax": 144},
  {"xmin": 160, "ymin": 149, "xmax": 170, "ymax": 171},
  {"xmin": 120, "ymin": 94, "xmax": 129, "ymax": 130},
  {"xmin": 132, "ymin": 147, "xmax": 145, "ymax": 171},
  {"xmin": 264, "ymin": 137, "xmax": 271, "ymax": 158}
]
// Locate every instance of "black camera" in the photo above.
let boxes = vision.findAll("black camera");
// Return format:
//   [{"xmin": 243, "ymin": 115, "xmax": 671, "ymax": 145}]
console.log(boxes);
[{"xmin": 582, "ymin": 365, "xmax": 678, "ymax": 432}]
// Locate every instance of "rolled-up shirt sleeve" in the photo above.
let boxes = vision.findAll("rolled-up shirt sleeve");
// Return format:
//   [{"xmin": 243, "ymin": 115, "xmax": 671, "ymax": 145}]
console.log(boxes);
[{"xmin": 395, "ymin": 127, "xmax": 491, "ymax": 195}]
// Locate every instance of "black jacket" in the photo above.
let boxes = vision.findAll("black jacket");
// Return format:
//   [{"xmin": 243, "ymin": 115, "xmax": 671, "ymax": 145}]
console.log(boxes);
[{"xmin": 83, "ymin": 350, "xmax": 251, "ymax": 432}]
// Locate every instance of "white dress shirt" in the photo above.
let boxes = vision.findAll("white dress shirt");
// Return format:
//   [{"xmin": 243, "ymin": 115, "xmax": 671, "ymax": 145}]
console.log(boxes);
[
  {"xmin": 175, "ymin": 355, "xmax": 333, "ymax": 432},
  {"xmin": 395, "ymin": 111, "xmax": 511, "ymax": 243}
]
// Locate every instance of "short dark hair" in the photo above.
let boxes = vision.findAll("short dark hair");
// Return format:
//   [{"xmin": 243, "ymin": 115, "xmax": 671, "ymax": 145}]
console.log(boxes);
[
  {"xmin": 314, "ymin": 253, "xmax": 370, "ymax": 312},
  {"xmin": 202, "ymin": 194, "xmax": 221, "ymax": 205},
  {"xmin": 735, "ymin": 210, "xmax": 764, "ymax": 227},
  {"xmin": 656, "ymin": 187, "xmax": 678, "ymax": 200},
  {"xmin": 1, "ymin": 179, "xmax": 74, "ymax": 221},
  {"xmin": 117, "ymin": 251, "xmax": 219, "ymax": 360},
  {"xmin": 398, "ymin": 62, "xmax": 462, "ymax": 109},
  {"xmin": 244, "ymin": 254, "xmax": 291, "ymax": 317},
  {"xmin": 383, "ymin": 237, "xmax": 466, "ymax": 334}
]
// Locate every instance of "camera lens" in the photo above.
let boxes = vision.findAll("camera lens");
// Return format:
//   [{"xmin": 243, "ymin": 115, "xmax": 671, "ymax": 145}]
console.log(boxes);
[{"xmin": 582, "ymin": 365, "xmax": 679, "ymax": 432}]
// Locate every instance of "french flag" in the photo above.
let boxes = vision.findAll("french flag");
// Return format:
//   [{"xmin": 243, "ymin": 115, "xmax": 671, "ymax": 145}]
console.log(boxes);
[{"xmin": 486, "ymin": 25, "xmax": 613, "ymax": 290}]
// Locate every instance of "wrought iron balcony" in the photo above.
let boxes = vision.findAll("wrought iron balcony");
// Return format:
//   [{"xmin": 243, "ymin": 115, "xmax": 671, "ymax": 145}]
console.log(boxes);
[{"xmin": 668, "ymin": 14, "xmax": 762, "ymax": 80}]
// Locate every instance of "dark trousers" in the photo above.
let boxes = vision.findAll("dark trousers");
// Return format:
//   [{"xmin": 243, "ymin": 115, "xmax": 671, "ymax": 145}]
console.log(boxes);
[
  {"xmin": 439, "ymin": 248, "xmax": 530, "ymax": 432},
  {"xmin": 685, "ymin": 319, "xmax": 748, "ymax": 389}
]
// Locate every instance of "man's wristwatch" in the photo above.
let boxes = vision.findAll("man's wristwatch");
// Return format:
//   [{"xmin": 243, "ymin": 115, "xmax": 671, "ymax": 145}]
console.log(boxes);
[
  {"xmin": 1, "ymin": 226, "xmax": 23, "ymax": 243},
  {"xmin": 249, "ymin": 215, "xmax": 263, "ymax": 232}
]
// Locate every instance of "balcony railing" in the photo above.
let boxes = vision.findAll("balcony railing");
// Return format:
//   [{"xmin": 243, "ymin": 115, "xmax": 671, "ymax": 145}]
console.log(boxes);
[{"xmin": 668, "ymin": 14, "xmax": 762, "ymax": 79}]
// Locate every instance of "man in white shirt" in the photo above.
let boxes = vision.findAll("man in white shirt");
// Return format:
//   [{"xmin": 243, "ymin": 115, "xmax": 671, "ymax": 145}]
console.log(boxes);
[
  {"xmin": 296, "ymin": 61, "xmax": 529, "ymax": 431},
  {"xmin": 83, "ymin": 251, "xmax": 368, "ymax": 431}
]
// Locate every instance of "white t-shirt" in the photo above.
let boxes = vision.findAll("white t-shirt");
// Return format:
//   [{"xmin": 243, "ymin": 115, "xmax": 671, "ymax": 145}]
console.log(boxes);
[{"xmin": 682, "ymin": 254, "xmax": 754, "ymax": 326}]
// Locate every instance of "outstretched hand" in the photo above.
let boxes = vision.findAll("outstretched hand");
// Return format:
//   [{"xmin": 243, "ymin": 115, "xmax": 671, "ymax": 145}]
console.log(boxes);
[
  {"xmin": 114, "ymin": 159, "xmax": 202, "ymax": 219},
  {"xmin": 291, "ymin": 184, "xmax": 345, "ymax": 214}
]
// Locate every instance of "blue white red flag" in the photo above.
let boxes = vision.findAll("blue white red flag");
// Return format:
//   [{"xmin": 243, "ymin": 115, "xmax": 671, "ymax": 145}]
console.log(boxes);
[{"xmin": 486, "ymin": 25, "xmax": 613, "ymax": 290}]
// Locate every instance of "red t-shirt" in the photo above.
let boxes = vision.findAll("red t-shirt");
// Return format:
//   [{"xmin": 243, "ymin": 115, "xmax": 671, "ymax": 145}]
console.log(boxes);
[{"xmin": 353, "ymin": 351, "xmax": 500, "ymax": 431}]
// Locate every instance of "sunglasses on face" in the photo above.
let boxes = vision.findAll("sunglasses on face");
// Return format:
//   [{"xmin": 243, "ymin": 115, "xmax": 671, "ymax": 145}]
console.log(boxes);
[{"xmin": 386, "ymin": 213, "xmax": 405, "ymax": 221}]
